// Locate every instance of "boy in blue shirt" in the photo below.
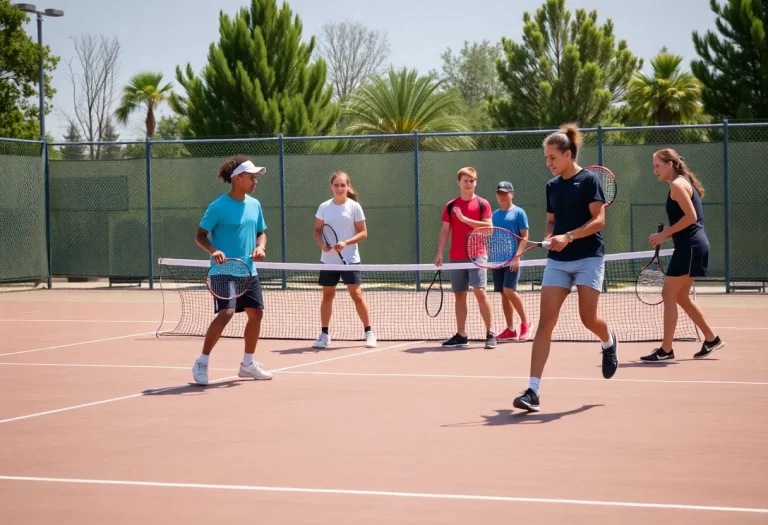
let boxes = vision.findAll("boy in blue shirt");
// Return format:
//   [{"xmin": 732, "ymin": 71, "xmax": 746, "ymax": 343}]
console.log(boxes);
[
  {"xmin": 191, "ymin": 157, "xmax": 273, "ymax": 385},
  {"xmin": 491, "ymin": 181, "xmax": 531, "ymax": 341}
]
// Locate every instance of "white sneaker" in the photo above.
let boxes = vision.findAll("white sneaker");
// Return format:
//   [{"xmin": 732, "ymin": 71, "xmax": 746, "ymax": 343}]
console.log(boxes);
[
  {"xmin": 365, "ymin": 330, "xmax": 377, "ymax": 348},
  {"xmin": 192, "ymin": 359, "xmax": 209, "ymax": 385},
  {"xmin": 313, "ymin": 332, "xmax": 331, "ymax": 349},
  {"xmin": 238, "ymin": 362, "xmax": 273, "ymax": 380}
]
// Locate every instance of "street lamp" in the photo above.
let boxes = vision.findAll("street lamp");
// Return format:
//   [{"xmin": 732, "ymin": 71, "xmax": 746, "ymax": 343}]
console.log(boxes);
[{"xmin": 14, "ymin": 3, "xmax": 64, "ymax": 140}]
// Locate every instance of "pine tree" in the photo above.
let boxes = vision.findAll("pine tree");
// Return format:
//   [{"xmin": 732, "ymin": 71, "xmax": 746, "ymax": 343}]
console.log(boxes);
[
  {"xmin": 170, "ymin": 0, "xmax": 338, "ymax": 140},
  {"xmin": 60, "ymin": 122, "xmax": 86, "ymax": 160}
]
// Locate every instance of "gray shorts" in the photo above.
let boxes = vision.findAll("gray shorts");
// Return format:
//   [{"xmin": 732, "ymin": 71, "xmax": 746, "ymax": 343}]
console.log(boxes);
[
  {"xmin": 541, "ymin": 256, "xmax": 605, "ymax": 291},
  {"xmin": 449, "ymin": 259, "xmax": 487, "ymax": 293}
]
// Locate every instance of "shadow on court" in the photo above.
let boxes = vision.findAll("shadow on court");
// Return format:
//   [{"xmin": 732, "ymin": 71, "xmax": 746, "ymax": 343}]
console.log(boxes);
[
  {"xmin": 616, "ymin": 358, "xmax": 719, "ymax": 369},
  {"xmin": 403, "ymin": 345, "xmax": 474, "ymax": 354},
  {"xmin": 142, "ymin": 379, "xmax": 245, "ymax": 396},
  {"xmin": 271, "ymin": 346, "xmax": 347, "ymax": 355},
  {"xmin": 441, "ymin": 404, "xmax": 604, "ymax": 427}
]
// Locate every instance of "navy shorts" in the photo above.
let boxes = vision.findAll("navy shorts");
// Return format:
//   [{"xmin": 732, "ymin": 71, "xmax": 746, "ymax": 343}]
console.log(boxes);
[
  {"xmin": 666, "ymin": 244, "xmax": 709, "ymax": 277},
  {"xmin": 212, "ymin": 275, "xmax": 264, "ymax": 313},
  {"xmin": 492, "ymin": 267, "xmax": 521, "ymax": 292},
  {"xmin": 318, "ymin": 263, "xmax": 362, "ymax": 287}
]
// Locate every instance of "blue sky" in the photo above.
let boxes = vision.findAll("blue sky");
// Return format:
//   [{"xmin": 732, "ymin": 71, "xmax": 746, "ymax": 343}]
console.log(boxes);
[{"xmin": 18, "ymin": 0, "xmax": 718, "ymax": 141}]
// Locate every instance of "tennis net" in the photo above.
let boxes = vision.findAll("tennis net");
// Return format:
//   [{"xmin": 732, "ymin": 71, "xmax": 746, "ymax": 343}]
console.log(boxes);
[{"xmin": 157, "ymin": 249, "xmax": 700, "ymax": 343}]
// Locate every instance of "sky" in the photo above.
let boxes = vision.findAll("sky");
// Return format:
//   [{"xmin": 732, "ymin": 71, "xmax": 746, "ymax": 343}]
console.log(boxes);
[{"xmin": 17, "ymin": 0, "xmax": 719, "ymax": 141}]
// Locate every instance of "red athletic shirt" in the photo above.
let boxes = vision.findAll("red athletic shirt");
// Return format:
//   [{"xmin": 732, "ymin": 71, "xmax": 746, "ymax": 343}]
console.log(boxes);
[{"xmin": 441, "ymin": 195, "xmax": 492, "ymax": 261}]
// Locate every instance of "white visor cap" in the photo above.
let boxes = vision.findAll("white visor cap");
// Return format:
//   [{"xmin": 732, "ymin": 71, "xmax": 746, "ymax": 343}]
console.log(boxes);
[{"xmin": 231, "ymin": 160, "xmax": 266, "ymax": 177}]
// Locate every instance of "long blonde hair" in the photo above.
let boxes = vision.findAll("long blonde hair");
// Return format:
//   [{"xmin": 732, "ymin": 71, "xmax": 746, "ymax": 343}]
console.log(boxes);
[
  {"xmin": 330, "ymin": 171, "xmax": 358, "ymax": 201},
  {"xmin": 655, "ymin": 148, "xmax": 705, "ymax": 198}
]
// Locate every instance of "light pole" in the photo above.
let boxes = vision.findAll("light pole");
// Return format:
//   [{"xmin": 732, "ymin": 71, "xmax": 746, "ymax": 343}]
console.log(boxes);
[{"xmin": 14, "ymin": 3, "xmax": 64, "ymax": 140}]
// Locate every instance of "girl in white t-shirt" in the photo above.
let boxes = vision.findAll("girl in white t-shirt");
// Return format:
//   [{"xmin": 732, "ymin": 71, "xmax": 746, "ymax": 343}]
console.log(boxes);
[{"xmin": 312, "ymin": 171, "xmax": 376, "ymax": 349}]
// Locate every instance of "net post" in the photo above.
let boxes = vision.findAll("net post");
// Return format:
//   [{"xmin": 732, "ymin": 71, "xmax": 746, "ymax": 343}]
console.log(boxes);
[
  {"xmin": 723, "ymin": 119, "xmax": 731, "ymax": 293},
  {"xmin": 43, "ymin": 140, "xmax": 52, "ymax": 288},
  {"xmin": 145, "ymin": 136, "xmax": 154, "ymax": 290},
  {"xmin": 597, "ymin": 124, "xmax": 604, "ymax": 166},
  {"xmin": 278, "ymin": 134, "xmax": 287, "ymax": 290},
  {"xmin": 413, "ymin": 130, "xmax": 421, "ymax": 291}
]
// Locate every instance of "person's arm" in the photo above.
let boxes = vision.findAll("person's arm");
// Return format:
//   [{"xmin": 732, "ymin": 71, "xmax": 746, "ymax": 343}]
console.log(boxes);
[
  {"xmin": 453, "ymin": 198, "xmax": 493, "ymax": 229},
  {"xmin": 196, "ymin": 205, "xmax": 225, "ymax": 263},
  {"xmin": 340, "ymin": 202, "xmax": 368, "ymax": 246},
  {"xmin": 313, "ymin": 218, "xmax": 332, "ymax": 252},
  {"xmin": 252, "ymin": 230, "xmax": 267, "ymax": 261},
  {"xmin": 434, "ymin": 221, "xmax": 451, "ymax": 266},
  {"xmin": 567, "ymin": 201, "xmax": 606, "ymax": 240},
  {"xmin": 650, "ymin": 179, "xmax": 697, "ymax": 246}
]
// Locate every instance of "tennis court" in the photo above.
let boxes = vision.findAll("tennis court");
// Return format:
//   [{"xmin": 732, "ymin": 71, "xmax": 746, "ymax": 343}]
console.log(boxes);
[{"xmin": 0, "ymin": 265, "xmax": 766, "ymax": 525}]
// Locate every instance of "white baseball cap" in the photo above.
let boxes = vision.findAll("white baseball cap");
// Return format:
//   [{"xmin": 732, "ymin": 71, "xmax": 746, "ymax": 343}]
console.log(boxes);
[{"xmin": 232, "ymin": 160, "xmax": 266, "ymax": 177}]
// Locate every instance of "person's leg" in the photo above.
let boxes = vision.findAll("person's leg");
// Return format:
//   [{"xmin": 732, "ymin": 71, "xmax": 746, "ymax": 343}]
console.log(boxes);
[
  {"xmin": 494, "ymin": 269, "xmax": 516, "ymax": 341},
  {"xmin": 314, "ymin": 270, "xmax": 340, "ymax": 349},
  {"xmin": 236, "ymin": 277, "xmax": 271, "ymax": 379},
  {"xmin": 468, "ymin": 267, "xmax": 495, "ymax": 348},
  {"xmin": 676, "ymin": 278, "xmax": 725, "ymax": 358},
  {"xmin": 345, "ymin": 269, "xmax": 376, "ymax": 347},
  {"xmin": 193, "ymin": 307, "xmax": 234, "ymax": 385},
  {"xmin": 503, "ymin": 269, "xmax": 530, "ymax": 341},
  {"xmin": 444, "ymin": 269, "xmax": 470, "ymax": 348},
  {"xmin": 513, "ymin": 259, "xmax": 572, "ymax": 412}
]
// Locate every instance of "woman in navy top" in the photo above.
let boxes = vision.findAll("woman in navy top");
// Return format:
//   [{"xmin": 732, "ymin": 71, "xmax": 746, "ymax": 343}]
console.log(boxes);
[{"xmin": 641, "ymin": 149, "xmax": 725, "ymax": 362}]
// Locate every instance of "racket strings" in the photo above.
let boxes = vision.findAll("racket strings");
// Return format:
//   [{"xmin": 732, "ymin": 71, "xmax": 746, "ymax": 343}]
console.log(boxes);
[
  {"xmin": 468, "ymin": 229, "xmax": 519, "ymax": 266},
  {"xmin": 636, "ymin": 263, "xmax": 665, "ymax": 305},
  {"xmin": 207, "ymin": 260, "xmax": 252, "ymax": 299}
]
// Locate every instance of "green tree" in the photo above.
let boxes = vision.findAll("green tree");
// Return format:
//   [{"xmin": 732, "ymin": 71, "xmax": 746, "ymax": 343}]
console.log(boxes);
[
  {"xmin": 624, "ymin": 47, "xmax": 703, "ymax": 125},
  {"xmin": 691, "ymin": 0, "xmax": 767, "ymax": 120},
  {"xmin": 339, "ymin": 67, "xmax": 474, "ymax": 152},
  {"xmin": 170, "ymin": 0, "xmax": 338, "ymax": 139},
  {"xmin": 489, "ymin": 0, "xmax": 642, "ymax": 129},
  {"xmin": 0, "ymin": 0, "xmax": 60, "ymax": 139},
  {"xmin": 115, "ymin": 72, "xmax": 173, "ymax": 137},
  {"xmin": 60, "ymin": 122, "xmax": 86, "ymax": 160},
  {"xmin": 100, "ymin": 120, "xmax": 121, "ymax": 159}
]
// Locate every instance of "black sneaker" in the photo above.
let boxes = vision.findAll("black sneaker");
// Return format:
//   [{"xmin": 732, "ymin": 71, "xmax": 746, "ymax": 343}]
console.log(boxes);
[
  {"xmin": 513, "ymin": 388, "xmax": 540, "ymax": 412},
  {"xmin": 485, "ymin": 331, "xmax": 497, "ymax": 349},
  {"xmin": 601, "ymin": 330, "xmax": 619, "ymax": 379},
  {"xmin": 693, "ymin": 336, "xmax": 725, "ymax": 358},
  {"xmin": 442, "ymin": 333, "xmax": 469, "ymax": 348},
  {"xmin": 640, "ymin": 348, "xmax": 675, "ymax": 361}
]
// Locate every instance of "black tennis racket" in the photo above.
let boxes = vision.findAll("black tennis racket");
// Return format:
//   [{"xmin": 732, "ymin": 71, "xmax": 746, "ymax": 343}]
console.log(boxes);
[
  {"xmin": 206, "ymin": 258, "xmax": 253, "ymax": 300},
  {"xmin": 636, "ymin": 223, "xmax": 666, "ymax": 305},
  {"xmin": 321, "ymin": 224, "xmax": 347, "ymax": 264},
  {"xmin": 584, "ymin": 165, "xmax": 617, "ymax": 208},
  {"xmin": 424, "ymin": 269, "xmax": 444, "ymax": 317}
]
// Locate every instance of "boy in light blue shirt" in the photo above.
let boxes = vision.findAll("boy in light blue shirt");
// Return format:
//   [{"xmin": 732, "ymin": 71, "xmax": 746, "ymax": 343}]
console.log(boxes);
[
  {"xmin": 191, "ymin": 156, "xmax": 272, "ymax": 385},
  {"xmin": 491, "ymin": 181, "xmax": 531, "ymax": 342}
]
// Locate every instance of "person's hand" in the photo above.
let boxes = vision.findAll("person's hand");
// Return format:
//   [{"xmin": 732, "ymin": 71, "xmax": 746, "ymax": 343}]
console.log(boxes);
[
  {"xmin": 251, "ymin": 246, "xmax": 266, "ymax": 261},
  {"xmin": 547, "ymin": 234, "xmax": 571, "ymax": 252},
  {"xmin": 452, "ymin": 207, "xmax": 466, "ymax": 223},
  {"xmin": 321, "ymin": 243, "xmax": 332, "ymax": 252},
  {"xmin": 434, "ymin": 254, "xmax": 443, "ymax": 267},
  {"xmin": 510, "ymin": 258, "xmax": 520, "ymax": 271},
  {"xmin": 648, "ymin": 232, "xmax": 666, "ymax": 248},
  {"xmin": 333, "ymin": 241, "xmax": 347, "ymax": 252},
  {"xmin": 211, "ymin": 250, "xmax": 226, "ymax": 264}
]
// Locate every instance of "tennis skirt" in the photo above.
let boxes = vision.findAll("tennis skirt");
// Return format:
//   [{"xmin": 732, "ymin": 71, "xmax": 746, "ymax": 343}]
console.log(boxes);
[{"xmin": 666, "ymin": 244, "xmax": 709, "ymax": 278}]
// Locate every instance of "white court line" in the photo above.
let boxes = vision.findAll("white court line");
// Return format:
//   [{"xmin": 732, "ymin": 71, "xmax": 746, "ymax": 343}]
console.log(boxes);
[
  {"xmin": 0, "ymin": 319, "xmax": 162, "ymax": 324},
  {"xmin": 0, "ymin": 362, "xmax": 765, "ymax": 387},
  {"xmin": 0, "ymin": 331, "xmax": 157, "ymax": 358},
  {"xmin": 0, "ymin": 341, "xmax": 422, "ymax": 425},
  {"xmin": 0, "ymin": 476, "xmax": 764, "ymax": 514},
  {"xmin": 712, "ymin": 326, "xmax": 768, "ymax": 331}
]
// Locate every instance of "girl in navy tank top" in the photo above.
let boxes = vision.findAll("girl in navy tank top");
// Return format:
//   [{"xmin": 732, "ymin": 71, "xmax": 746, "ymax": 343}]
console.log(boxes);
[{"xmin": 640, "ymin": 149, "xmax": 724, "ymax": 363}]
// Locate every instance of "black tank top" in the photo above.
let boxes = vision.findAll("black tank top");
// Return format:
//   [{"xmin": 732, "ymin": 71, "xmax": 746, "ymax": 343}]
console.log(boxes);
[{"xmin": 665, "ymin": 176, "xmax": 708, "ymax": 247}]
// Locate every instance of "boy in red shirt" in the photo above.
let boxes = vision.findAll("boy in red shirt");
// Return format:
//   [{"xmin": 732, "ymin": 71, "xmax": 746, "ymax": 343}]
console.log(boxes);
[{"xmin": 434, "ymin": 167, "xmax": 496, "ymax": 349}]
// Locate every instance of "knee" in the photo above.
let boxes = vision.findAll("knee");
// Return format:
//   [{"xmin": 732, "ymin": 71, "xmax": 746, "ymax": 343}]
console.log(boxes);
[
  {"xmin": 322, "ymin": 287, "xmax": 336, "ymax": 301},
  {"xmin": 662, "ymin": 286, "xmax": 678, "ymax": 303},
  {"xmin": 217, "ymin": 309, "xmax": 235, "ymax": 322},
  {"xmin": 349, "ymin": 288, "xmax": 365, "ymax": 303},
  {"xmin": 579, "ymin": 309, "xmax": 597, "ymax": 328}
]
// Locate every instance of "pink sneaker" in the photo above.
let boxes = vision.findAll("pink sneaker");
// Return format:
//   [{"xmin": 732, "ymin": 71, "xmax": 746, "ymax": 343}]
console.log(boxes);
[
  {"xmin": 518, "ymin": 323, "xmax": 531, "ymax": 341},
  {"xmin": 497, "ymin": 327, "xmax": 518, "ymax": 341}
]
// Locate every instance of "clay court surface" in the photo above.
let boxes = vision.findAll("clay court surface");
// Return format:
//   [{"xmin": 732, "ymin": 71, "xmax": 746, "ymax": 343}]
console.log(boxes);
[{"xmin": 0, "ymin": 287, "xmax": 766, "ymax": 524}]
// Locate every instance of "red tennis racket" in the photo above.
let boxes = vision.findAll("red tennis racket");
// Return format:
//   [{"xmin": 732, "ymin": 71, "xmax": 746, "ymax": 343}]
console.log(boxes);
[
  {"xmin": 465, "ymin": 226, "xmax": 549, "ymax": 269},
  {"xmin": 584, "ymin": 165, "xmax": 617, "ymax": 208}
]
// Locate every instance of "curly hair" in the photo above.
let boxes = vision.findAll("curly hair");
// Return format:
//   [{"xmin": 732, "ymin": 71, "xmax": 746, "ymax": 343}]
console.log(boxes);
[{"xmin": 217, "ymin": 155, "xmax": 249, "ymax": 184}]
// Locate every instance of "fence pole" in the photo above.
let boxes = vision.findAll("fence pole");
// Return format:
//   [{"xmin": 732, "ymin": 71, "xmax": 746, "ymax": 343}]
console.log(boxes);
[
  {"xmin": 278, "ymin": 134, "xmax": 287, "ymax": 290},
  {"xmin": 414, "ymin": 130, "xmax": 421, "ymax": 290},
  {"xmin": 723, "ymin": 119, "xmax": 731, "ymax": 293},
  {"xmin": 145, "ymin": 137, "xmax": 154, "ymax": 289},
  {"xmin": 43, "ymin": 140, "xmax": 52, "ymax": 288},
  {"xmin": 597, "ymin": 124, "xmax": 604, "ymax": 166}
]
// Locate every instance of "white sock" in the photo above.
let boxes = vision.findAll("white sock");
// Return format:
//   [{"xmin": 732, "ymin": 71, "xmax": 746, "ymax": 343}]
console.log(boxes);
[
  {"xmin": 242, "ymin": 353, "xmax": 254, "ymax": 366},
  {"xmin": 528, "ymin": 377, "xmax": 540, "ymax": 395},
  {"xmin": 601, "ymin": 331, "xmax": 614, "ymax": 350},
  {"xmin": 198, "ymin": 354, "xmax": 209, "ymax": 365}
]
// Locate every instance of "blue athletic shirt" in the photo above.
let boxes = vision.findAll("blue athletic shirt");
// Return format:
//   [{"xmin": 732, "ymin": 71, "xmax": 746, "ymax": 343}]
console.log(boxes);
[
  {"xmin": 199, "ymin": 193, "xmax": 267, "ymax": 274},
  {"xmin": 492, "ymin": 205, "xmax": 529, "ymax": 237}
]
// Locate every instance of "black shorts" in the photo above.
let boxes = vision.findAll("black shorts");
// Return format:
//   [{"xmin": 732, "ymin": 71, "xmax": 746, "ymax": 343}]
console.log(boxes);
[
  {"xmin": 318, "ymin": 265, "xmax": 362, "ymax": 287},
  {"xmin": 666, "ymin": 244, "xmax": 709, "ymax": 277},
  {"xmin": 492, "ymin": 267, "xmax": 521, "ymax": 292},
  {"xmin": 212, "ymin": 275, "xmax": 265, "ymax": 313}
]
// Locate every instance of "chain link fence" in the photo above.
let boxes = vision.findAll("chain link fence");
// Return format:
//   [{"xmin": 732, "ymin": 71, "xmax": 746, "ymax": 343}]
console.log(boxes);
[{"xmin": 2, "ymin": 122, "xmax": 766, "ymax": 291}]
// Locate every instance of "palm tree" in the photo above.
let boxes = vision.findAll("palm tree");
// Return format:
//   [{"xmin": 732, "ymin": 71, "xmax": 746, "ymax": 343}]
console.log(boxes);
[
  {"xmin": 339, "ymin": 67, "xmax": 474, "ymax": 152},
  {"xmin": 115, "ymin": 72, "xmax": 174, "ymax": 138},
  {"xmin": 624, "ymin": 48, "xmax": 703, "ymax": 125}
]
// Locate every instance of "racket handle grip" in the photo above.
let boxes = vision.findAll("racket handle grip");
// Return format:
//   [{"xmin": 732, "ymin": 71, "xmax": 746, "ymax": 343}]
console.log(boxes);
[{"xmin": 541, "ymin": 240, "xmax": 551, "ymax": 249}]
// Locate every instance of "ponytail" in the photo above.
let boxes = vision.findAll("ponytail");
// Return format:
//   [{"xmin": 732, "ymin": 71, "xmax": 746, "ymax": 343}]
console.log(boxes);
[
  {"xmin": 654, "ymin": 148, "xmax": 705, "ymax": 198},
  {"xmin": 543, "ymin": 123, "xmax": 583, "ymax": 160}
]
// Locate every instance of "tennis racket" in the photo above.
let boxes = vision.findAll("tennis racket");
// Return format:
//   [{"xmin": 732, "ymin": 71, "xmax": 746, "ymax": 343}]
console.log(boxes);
[
  {"xmin": 206, "ymin": 258, "xmax": 253, "ymax": 300},
  {"xmin": 465, "ymin": 226, "xmax": 549, "ymax": 269},
  {"xmin": 424, "ymin": 269, "xmax": 444, "ymax": 317},
  {"xmin": 584, "ymin": 165, "xmax": 617, "ymax": 208},
  {"xmin": 635, "ymin": 223, "xmax": 666, "ymax": 305},
  {"xmin": 321, "ymin": 224, "xmax": 347, "ymax": 264}
]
